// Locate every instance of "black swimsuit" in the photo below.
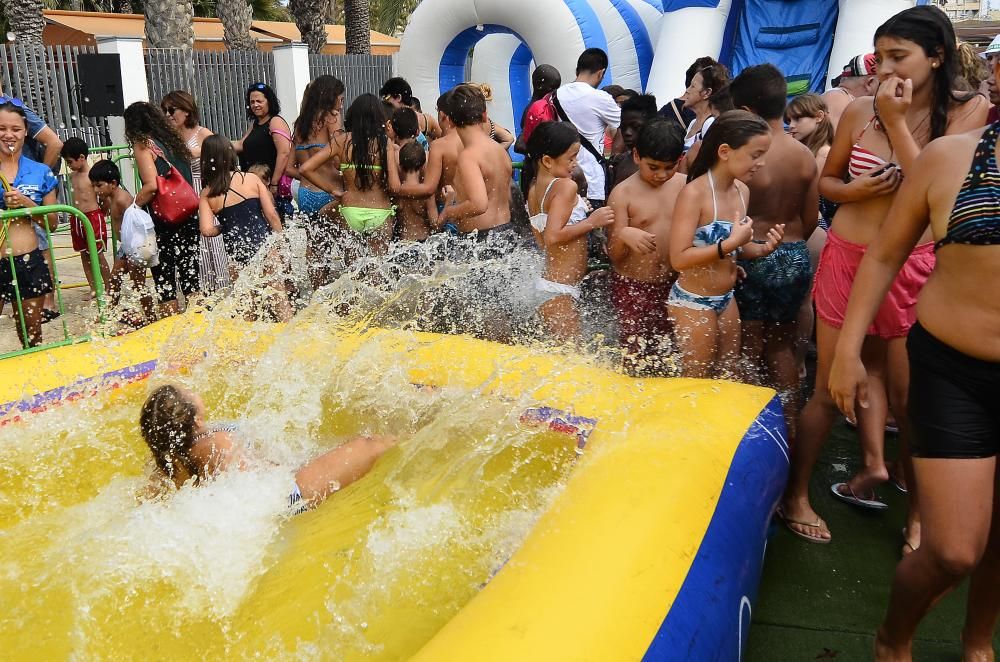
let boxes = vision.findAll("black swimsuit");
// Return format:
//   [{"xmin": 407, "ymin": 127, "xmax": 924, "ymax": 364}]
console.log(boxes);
[{"xmin": 216, "ymin": 175, "xmax": 272, "ymax": 266}]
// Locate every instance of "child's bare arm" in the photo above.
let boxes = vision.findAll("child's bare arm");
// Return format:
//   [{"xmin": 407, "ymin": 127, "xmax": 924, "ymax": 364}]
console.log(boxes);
[
  {"xmin": 253, "ymin": 173, "xmax": 283, "ymax": 232},
  {"xmin": 300, "ymin": 141, "xmax": 344, "ymax": 195},
  {"xmin": 425, "ymin": 195, "xmax": 438, "ymax": 228},
  {"xmin": 740, "ymin": 224, "xmax": 785, "ymax": 259},
  {"xmin": 606, "ymin": 183, "xmax": 655, "ymax": 262},
  {"xmin": 199, "ymin": 190, "xmax": 221, "ymax": 237},
  {"xmin": 541, "ymin": 179, "xmax": 613, "ymax": 246},
  {"xmin": 801, "ymin": 158, "xmax": 819, "ymax": 241}
]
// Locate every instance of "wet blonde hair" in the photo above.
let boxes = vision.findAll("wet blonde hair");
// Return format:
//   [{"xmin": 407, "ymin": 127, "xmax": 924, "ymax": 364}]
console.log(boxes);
[{"xmin": 785, "ymin": 93, "xmax": 834, "ymax": 157}]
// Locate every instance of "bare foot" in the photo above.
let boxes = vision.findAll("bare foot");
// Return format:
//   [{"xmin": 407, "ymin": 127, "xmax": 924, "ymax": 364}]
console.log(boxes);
[
  {"xmin": 874, "ymin": 628, "xmax": 912, "ymax": 662},
  {"xmin": 902, "ymin": 527, "xmax": 919, "ymax": 557},
  {"xmin": 83, "ymin": 290, "xmax": 96, "ymax": 302}
]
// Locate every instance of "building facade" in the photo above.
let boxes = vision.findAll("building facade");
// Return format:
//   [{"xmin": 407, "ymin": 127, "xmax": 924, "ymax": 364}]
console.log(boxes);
[{"xmin": 934, "ymin": 0, "xmax": 984, "ymax": 21}]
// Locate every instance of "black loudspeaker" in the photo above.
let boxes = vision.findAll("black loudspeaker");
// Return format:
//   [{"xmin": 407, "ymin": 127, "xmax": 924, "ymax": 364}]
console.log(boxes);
[{"xmin": 77, "ymin": 53, "xmax": 125, "ymax": 117}]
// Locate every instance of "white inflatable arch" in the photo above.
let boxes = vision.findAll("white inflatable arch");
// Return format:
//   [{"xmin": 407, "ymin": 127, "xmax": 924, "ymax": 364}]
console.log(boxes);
[
  {"xmin": 398, "ymin": 0, "xmax": 657, "ymax": 134},
  {"xmin": 469, "ymin": 33, "xmax": 532, "ymax": 134}
]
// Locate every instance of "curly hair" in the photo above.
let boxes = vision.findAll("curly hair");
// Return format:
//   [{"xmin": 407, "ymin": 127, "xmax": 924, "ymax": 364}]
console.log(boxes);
[
  {"xmin": 123, "ymin": 101, "xmax": 191, "ymax": 161},
  {"xmin": 294, "ymin": 75, "xmax": 345, "ymax": 143}
]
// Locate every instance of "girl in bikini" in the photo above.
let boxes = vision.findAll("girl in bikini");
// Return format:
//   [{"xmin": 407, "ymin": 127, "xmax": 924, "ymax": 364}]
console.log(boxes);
[
  {"xmin": 668, "ymin": 110, "xmax": 783, "ymax": 378},
  {"xmin": 300, "ymin": 93, "xmax": 395, "ymax": 259},
  {"xmin": 139, "ymin": 384, "xmax": 394, "ymax": 512},
  {"xmin": 290, "ymin": 76, "xmax": 345, "ymax": 288},
  {"xmin": 522, "ymin": 121, "xmax": 614, "ymax": 342},
  {"xmin": 780, "ymin": 5, "xmax": 988, "ymax": 547}
]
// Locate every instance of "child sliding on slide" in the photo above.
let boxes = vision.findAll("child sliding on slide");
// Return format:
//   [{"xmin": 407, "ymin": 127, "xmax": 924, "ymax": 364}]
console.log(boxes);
[{"xmin": 668, "ymin": 110, "xmax": 783, "ymax": 378}]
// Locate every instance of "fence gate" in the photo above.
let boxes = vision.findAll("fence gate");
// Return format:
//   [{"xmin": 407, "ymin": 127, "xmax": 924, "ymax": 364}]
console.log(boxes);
[
  {"xmin": 0, "ymin": 44, "xmax": 110, "ymax": 147},
  {"xmin": 308, "ymin": 54, "xmax": 394, "ymax": 107},
  {"xmin": 146, "ymin": 48, "xmax": 276, "ymax": 141}
]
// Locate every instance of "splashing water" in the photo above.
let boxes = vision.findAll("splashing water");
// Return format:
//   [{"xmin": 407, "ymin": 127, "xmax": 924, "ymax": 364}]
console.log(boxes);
[{"xmin": 0, "ymin": 217, "xmax": 630, "ymax": 657}]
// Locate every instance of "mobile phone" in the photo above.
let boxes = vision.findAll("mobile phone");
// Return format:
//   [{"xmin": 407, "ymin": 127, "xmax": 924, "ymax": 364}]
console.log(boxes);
[{"xmin": 871, "ymin": 162, "xmax": 897, "ymax": 177}]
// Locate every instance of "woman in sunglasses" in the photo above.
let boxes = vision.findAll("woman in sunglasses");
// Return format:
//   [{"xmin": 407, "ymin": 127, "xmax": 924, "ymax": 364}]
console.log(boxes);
[
  {"xmin": 232, "ymin": 83, "xmax": 294, "ymax": 220},
  {"xmin": 161, "ymin": 90, "xmax": 231, "ymax": 294}
]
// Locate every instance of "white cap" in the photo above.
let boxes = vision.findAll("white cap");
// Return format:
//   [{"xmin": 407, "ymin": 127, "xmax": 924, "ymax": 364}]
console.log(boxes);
[{"xmin": 983, "ymin": 34, "xmax": 1000, "ymax": 58}]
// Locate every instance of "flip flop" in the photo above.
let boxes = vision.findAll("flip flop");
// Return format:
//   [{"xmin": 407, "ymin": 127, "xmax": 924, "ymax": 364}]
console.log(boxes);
[
  {"xmin": 40, "ymin": 309, "xmax": 60, "ymax": 323},
  {"xmin": 776, "ymin": 506, "xmax": 832, "ymax": 544},
  {"xmin": 831, "ymin": 482, "xmax": 889, "ymax": 511},
  {"xmin": 889, "ymin": 475, "xmax": 908, "ymax": 494}
]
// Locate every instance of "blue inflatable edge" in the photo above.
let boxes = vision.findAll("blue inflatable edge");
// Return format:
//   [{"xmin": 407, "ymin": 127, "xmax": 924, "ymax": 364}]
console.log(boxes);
[
  {"xmin": 607, "ymin": 0, "xmax": 655, "ymax": 91},
  {"xmin": 641, "ymin": 394, "xmax": 790, "ymax": 661}
]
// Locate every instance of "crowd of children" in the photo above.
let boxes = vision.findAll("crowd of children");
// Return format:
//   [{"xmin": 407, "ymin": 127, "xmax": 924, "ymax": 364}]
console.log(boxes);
[{"xmin": 3, "ymin": 4, "xmax": 1000, "ymax": 657}]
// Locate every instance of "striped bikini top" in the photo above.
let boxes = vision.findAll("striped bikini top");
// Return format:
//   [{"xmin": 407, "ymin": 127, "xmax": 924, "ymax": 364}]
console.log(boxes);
[
  {"xmin": 936, "ymin": 122, "xmax": 1000, "ymax": 251},
  {"xmin": 848, "ymin": 117, "xmax": 890, "ymax": 180}
]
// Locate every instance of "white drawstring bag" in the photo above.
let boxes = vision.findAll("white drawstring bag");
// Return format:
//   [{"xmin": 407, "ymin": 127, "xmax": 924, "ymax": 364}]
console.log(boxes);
[{"xmin": 120, "ymin": 203, "xmax": 160, "ymax": 267}]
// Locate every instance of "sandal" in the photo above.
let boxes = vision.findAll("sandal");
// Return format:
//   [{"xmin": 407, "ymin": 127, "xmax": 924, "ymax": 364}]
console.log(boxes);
[
  {"xmin": 831, "ymin": 482, "xmax": 889, "ymax": 511},
  {"xmin": 776, "ymin": 506, "xmax": 832, "ymax": 544}
]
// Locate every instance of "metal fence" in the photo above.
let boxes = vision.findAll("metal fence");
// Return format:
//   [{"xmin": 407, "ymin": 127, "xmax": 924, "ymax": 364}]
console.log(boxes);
[
  {"xmin": 146, "ymin": 48, "xmax": 276, "ymax": 141},
  {"xmin": 308, "ymin": 54, "xmax": 394, "ymax": 106},
  {"xmin": 0, "ymin": 44, "xmax": 111, "ymax": 147}
]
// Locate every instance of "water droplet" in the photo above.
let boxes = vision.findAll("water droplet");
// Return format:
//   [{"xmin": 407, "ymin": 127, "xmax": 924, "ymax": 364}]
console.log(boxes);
[{"xmin": 70, "ymin": 115, "xmax": 78, "ymax": 122}]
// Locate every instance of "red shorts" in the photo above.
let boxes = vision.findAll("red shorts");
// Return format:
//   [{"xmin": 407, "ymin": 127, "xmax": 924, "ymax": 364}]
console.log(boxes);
[
  {"xmin": 71, "ymin": 209, "xmax": 108, "ymax": 253},
  {"xmin": 813, "ymin": 229, "xmax": 935, "ymax": 340},
  {"xmin": 611, "ymin": 270, "xmax": 674, "ymax": 374}
]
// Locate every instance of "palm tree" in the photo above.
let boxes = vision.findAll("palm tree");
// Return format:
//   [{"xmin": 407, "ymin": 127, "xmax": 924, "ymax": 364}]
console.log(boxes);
[
  {"xmin": 288, "ymin": 0, "xmax": 326, "ymax": 53},
  {"xmin": 343, "ymin": 0, "xmax": 368, "ymax": 54},
  {"xmin": 216, "ymin": 0, "xmax": 256, "ymax": 51},
  {"xmin": 2, "ymin": 0, "xmax": 45, "ymax": 45},
  {"xmin": 143, "ymin": 0, "xmax": 195, "ymax": 50},
  {"xmin": 372, "ymin": 0, "xmax": 418, "ymax": 36}
]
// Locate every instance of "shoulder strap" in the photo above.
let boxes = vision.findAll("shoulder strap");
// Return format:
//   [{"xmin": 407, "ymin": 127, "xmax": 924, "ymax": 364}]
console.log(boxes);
[
  {"xmin": 270, "ymin": 117, "xmax": 292, "ymax": 142},
  {"xmin": 670, "ymin": 99, "xmax": 683, "ymax": 125},
  {"xmin": 539, "ymin": 177, "xmax": 560, "ymax": 212},
  {"xmin": 707, "ymin": 170, "xmax": 719, "ymax": 220},
  {"xmin": 551, "ymin": 90, "xmax": 607, "ymax": 165}
]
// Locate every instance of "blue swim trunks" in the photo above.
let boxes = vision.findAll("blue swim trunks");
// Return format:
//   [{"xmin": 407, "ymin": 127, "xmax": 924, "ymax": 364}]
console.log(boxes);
[{"xmin": 735, "ymin": 240, "xmax": 812, "ymax": 323}]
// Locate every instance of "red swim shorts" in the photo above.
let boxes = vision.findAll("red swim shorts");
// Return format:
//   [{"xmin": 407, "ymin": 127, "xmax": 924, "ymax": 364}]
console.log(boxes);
[
  {"xmin": 71, "ymin": 208, "xmax": 108, "ymax": 253},
  {"xmin": 813, "ymin": 229, "xmax": 935, "ymax": 340},
  {"xmin": 611, "ymin": 270, "xmax": 674, "ymax": 374}
]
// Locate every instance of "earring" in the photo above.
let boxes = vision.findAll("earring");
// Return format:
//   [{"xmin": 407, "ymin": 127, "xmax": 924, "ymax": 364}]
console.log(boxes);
[{"xmin": 932, "ymin": 62, "xmax": 939, "ymax": 69}]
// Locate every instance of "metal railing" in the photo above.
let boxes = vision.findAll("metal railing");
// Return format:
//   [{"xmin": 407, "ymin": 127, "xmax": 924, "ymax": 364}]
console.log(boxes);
[{"xmin": 1, "ymin": 205, "xmax": 106, "ymax": 360}]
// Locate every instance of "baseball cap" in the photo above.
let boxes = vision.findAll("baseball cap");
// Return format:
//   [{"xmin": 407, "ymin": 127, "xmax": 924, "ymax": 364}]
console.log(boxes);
[
  {"xmin": 981, "ymin": 34, "xmax": 1000, "ymax": 59},
  {"xmin": 831, "ymin": 53, "xmax": 877, "ymax": 88}
]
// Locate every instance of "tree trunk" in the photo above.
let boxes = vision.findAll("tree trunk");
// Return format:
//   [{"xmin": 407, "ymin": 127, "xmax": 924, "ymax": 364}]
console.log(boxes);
[
  {"xmin": 343, "ymin": 0, "xmax": 369, "ymax": 54},
  {"xmin": 288, "ymin": 0, "xmax": 326, "ymax": 54},
  {"xmin": 217, "ymin": 0, "xmax": 257, "ymax": 51},
  {"xmin": 325, "ymin": 0, "xmax": 338, "ymax": 24},
  {"xmin": 2, "ymin": 0, "xmax": 45, "ymax": 46},
  {"xmin": 143, "ymin": 0, "xmax": 195, "ymax": 50}
]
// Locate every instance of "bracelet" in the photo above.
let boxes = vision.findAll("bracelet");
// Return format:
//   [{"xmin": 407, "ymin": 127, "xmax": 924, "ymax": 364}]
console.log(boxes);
[{"xmin": 717, "ymin": 238, "xmax": 726, "ymax": 259}]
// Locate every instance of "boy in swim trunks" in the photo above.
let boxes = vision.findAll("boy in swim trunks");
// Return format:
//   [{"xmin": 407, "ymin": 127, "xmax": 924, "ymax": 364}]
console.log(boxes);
[
  {"xmin": 607, "ymin": 94, "xmax": 658, "ymax": 193},
  {"xmin": 729, "ymin": 65, "xmax": 818, "ymax": 426},
  {"xmin": 61, "ymin": 137, "xmax": 111, "ymax": 300},
  {"xmin": 607, "ymin": 118, "xmax": 686, "ymax": 376},
  {"xmin": 436, "ymin": 85, "xmax": 512, "ymax": 239},
  {"xmin": 90, "ymin": 159, "xmax": 155, "ymax": 326}
]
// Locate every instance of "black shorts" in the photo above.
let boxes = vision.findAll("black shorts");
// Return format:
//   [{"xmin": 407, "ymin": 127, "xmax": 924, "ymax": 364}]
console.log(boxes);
[
  {"xmin": 150, "ymin": 218, "xmax": 200, "ymax": 304},
  {"xmin": 908, "ymin": 321, "xmax": 1000, "ymax": 459},
  {"xmin": 0, "ymin": 248, "xmax": 53, "ymax": 303}
]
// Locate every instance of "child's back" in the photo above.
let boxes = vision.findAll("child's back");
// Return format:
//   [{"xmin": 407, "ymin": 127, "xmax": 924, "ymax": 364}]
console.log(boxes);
[{"xmin": 396, "ymin": 142, "xmax": 435, "ymax": 241}]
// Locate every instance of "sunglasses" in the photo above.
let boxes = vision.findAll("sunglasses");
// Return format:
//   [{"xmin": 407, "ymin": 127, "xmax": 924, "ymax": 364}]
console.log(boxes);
[
  {"xmin": 0, "ymin": 95, "xmax": 25, "ymax": 108},
  {"xmin": 163, "ymin": 106, "xmax": 177, "ymax": 115},
  {"xmin": 251, "ymin": 83, "xmax": 267, "ymax": 91}
]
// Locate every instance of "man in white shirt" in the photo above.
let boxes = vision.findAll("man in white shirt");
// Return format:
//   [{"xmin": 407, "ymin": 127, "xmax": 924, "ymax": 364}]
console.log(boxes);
[{"xmin": 556, "ymin": 48, "xmax": 621, "ymax": 206}]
